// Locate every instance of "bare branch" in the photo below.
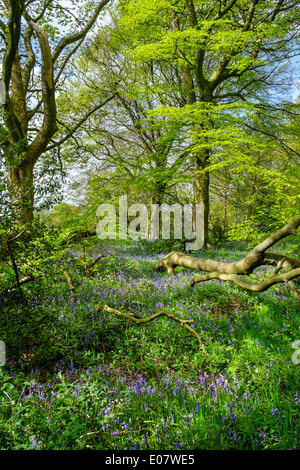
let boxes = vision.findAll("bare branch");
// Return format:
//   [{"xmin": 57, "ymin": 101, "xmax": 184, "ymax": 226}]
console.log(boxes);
[
  {"xmin": 45, "ymin": 94, "xmax": 117, "ymax": 151},
  {"xmin": 0, "ymin": 274, "xmax": 44, "ymax": 298},
  {"xmin": 189, "ymin": 268, "xmax": 300, "ymax": 291},
  {"xmin": 54, "ymin": 38, "xmax": 85, "ymax": 85},
  {"xmin": 100, "ymin": 304, "xmax": 209, "ymax": 355},
  {"xmin": 59, "ymin": 266, "xmax": 75, "ymax": 298},
  {"xmin": 52, "ymin": 0, "xmax": 111, "ymax": 64}
]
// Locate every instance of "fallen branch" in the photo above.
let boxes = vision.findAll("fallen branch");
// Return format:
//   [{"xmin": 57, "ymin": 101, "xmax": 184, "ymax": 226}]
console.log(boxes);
[
  {"xmin": 154, "ymin": 216, "xmax": 300, "ymax": 301},
  {"xmin": 155, "ymin": 216, "xmax": 300, "ymax": 277},
  {"xmin": 264, "ymin": 252, "xmax": 300, "ymax": 270},
  {"xmin": 60, "ymin": 266, "xmax": 75, "ymax": 298},
  {"xmin": 80, "ymin": 253, "xmax": 104, "ymax": 277},
  {"xmin": 98, "ymin": 304, "xmax": 209, "ymax": 356},
  {"xmin": 0, "ymin": 273, "xmax": 44, "ymax": 298},
  {"xmin": 189, "ymin": 267, "xmax": 300, "ymax": 291}
]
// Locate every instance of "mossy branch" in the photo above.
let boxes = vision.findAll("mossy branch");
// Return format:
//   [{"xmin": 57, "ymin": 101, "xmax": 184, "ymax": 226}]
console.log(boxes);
[
  {"xmin": 189, "ymin": 267, "xmax": 300, "ymax": 291},
  {"xmin": 98, "ymin": 304, "xmax": 209, "ymax": 356},
  {"xmin": 155, "ymin": 216, "xmax": 300, "ymax": 303}
]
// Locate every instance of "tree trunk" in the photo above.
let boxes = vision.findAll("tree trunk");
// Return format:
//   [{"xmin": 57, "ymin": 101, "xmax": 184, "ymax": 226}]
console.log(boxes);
[
  {"xmin": 193, "ymin": 148, "xmax": 210, "ymax": 249},
  {"xmin": 1, "ymin": 0, "xmax": 111, "ymax": 228},
  {"xmin": 148, "ymin": 187, "xmax": 165, "ymax": 239},
  {"xmin": 7, "ymin": 157, "xmax": 34, "ymax": 227}
]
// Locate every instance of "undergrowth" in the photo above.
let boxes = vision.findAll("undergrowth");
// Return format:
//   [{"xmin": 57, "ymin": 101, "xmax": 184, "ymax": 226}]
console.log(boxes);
[{"xmin": 0, "ymin": 236, "xmax": 299, "ymax": 450}]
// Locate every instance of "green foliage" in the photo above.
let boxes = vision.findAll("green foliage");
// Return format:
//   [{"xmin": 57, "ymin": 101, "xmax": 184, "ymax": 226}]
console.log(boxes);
[
  {"xmin": 0, "ymin": 235, "xmax": 300, "ymax": 450},
  {"xmin": 44, "ymin": 204, "xmax": 83, "ymax": 231},
  {"xmin": 1, "ymin": 0, "xmax": 300, "ymax": 452},
  {"xmin": 137, "ymin": 238, "xmax": 186, "ymax": 254}
]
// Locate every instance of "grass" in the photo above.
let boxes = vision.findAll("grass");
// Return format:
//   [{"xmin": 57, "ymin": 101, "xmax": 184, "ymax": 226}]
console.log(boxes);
[{"xmin": 0, "ymin": 237, "xmax": 299, "ymax": 450}]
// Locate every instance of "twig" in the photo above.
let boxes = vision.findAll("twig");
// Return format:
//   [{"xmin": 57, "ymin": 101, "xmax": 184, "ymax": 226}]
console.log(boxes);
[
  {"xmin": 6, "ymin": 274, "xmax": 44, "ymax": 291},
  {"xmin": 7, "ymin": 229, "xmax": 27, "ymax": 243},
  {"xmin": 1, "ymin": 230, "xmax": 27, "ymax": 299}
]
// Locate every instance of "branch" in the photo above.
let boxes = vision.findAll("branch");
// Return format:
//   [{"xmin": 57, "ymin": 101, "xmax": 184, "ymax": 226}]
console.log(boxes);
[
  {"xmin": 189, "ymin": 268, "xmax": 300, "ymax": 292},
  {"xmin": 1, "ymin": 228, "xmax": 27, "ymax": 298},
  {"xmin": 215, "ymin": 0, "xmax": 239, "ymax": 19},
  {"xmin": 239, "ymin": 215, "xmax": 300, "ymax": 271},
  {"xmin": 288, "ymin": 281, "xmax": 300, "ymax": 309},
  {"xmin": 1, "ymin": 0, "xmax": 23, "ymax": 91},
  {"xmin": 263, "ymin": 253, "xmax": 300, "ymax": 270},
  {"xmin": 8, "ymin": 229, "xmax": 27, "ymax": 243},
  {"xmin": 242, "ymin": 0, "xmax": 259, "ymax": 32},
  {"xmin": 99, "ymin": 304, "xmax": 209, "ymax": 356},
  {"xmin": 271, "ymin": 257, "xmax": 286, "ymax": 275},
  {"xmin": 31, "ymin": 0, "xmax": 53, "ymax": 23},
  {"xmin": 0, "ymin": 273, "xmax": 44, "ymax": 298},
  {"xmin": 59, "ymin": 266, "xmax": 75, "ymax": 298},
  {"xmin": 52, "ymin": 0, "xmax": 111, "ymax": 63},
  {"xmin": 22, "ymin": 26, "xmax": 36, "ymax": 94},
  {"xmin": 54, "ymin": 37, "xmax": 85, "ymax": 85},
  {"xmin": 45, "ymin": 94, "xmax": 117, "ymax": 151},
  {"xmin": 27, "ymin": 18, "xmax": 57, "ymax": 161},
  {"xmin": 155, "ymin": 217, "xmax": 300, "ymax": 278}
]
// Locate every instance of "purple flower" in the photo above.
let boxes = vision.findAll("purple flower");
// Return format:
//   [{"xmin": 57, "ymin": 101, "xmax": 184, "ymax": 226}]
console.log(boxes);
[{"xmin": 30, "ymin": 435, "xmax": 40, "ymax": 449}]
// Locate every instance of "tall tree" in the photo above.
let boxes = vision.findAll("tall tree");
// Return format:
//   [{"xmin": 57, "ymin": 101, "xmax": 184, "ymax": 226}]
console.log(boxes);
[
  {"xmin": 0, "ymin": 0, "xmax": 112, "ymax": 226},
  {"xmin": 55, "ymin": 19, "xmax": 195, "ymax": 236},
  {"xmin": 119, "ymin": 0, "xmax": 300, "ymax": 248}
]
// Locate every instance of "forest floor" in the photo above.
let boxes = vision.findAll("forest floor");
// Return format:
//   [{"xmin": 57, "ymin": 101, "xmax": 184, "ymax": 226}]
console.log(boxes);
[{"xmin": 0, "ymin": 236, "xmax": 300, "ymax": 450}]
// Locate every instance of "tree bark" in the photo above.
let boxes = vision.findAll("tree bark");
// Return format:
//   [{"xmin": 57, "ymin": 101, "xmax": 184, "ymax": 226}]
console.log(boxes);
[{"xmin": 7, "ymin": 159, "xmax": 34, "ymax": 226}]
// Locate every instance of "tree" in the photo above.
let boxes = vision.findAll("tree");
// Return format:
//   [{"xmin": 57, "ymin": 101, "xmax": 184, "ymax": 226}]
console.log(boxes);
[
  {"xmin": 54, "ymin": 18, "xmax": 196, "ymax": 238},
  {"xmin": 118, "ymin": 0, "xmax": 300, "ymax": 248},
  {"xmin": 0, "ymin": 0, "xmax": 112, "ymax": 226},
  {"xmin": 209, "ymin": 123, "xmax": 300, "ymax": 245}
]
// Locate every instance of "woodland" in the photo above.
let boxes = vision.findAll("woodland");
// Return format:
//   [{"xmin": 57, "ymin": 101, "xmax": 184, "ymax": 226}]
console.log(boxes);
[{"xmin": 0, "ymin": 0, "xmax": 300, "ymax": 451}]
